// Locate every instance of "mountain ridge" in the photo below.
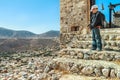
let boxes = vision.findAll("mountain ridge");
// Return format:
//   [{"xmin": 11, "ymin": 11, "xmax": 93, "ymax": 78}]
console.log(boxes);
[
  {"xmin": 38, "ymin": 30, "xmax": 60, "ymax": 37},
  {"xmin": 0, "ymin": 27, "xmax": 60, "ymax": 38}
]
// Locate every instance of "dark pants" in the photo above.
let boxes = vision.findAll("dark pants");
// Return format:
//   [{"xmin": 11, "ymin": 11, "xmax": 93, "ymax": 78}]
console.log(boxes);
[{"xmin": 91, "ymin": 28, "xmax": 102, "ymax": 50}]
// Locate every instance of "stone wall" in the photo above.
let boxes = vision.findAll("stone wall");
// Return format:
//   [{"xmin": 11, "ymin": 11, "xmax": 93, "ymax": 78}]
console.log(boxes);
[
  {"xmin": 113, "ymin": 11, "xmax": 120, "ymax": 27},
  {"xmin": 60, "ymin": 28, "xmax": 120, "ymax": 50},
  {"xmin": 60, "ymin": 0, "xmax": 90, "ymax": 34},
  {"xmin": 54, "ymin": 58, "xmax": 120, "ymax": 78},
  {"xmin": 60, "ymin": 0, "xmax": 92, "ymax": 49}
]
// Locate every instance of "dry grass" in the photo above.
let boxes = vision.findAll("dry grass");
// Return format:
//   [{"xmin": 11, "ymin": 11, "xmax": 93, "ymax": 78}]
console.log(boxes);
[
  {"xmin": 60, "ymin": 74, "xmax": 120, "ymax": 80},
  {"xmin": 113, "ymin": 60, "xmax": 120, "ymax": 65},
  {"xmin": 107, "ymin": 78, "xmax": 119, "ymax": 80}
]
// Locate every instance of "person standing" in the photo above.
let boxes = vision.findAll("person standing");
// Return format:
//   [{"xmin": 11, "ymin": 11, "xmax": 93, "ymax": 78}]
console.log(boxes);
[{"xmin": 90, "ymin": 5, "xmax": 104, "ymax": 51}]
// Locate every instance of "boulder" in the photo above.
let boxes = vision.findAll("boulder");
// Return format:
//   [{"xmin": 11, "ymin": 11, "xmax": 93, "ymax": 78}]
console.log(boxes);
[
  {"xmin": 81, "ymin": 66, "xmax": 94, "ymax": 75},
  {"xmin": 102, "ymin": 68, "xmax": 110, "ymax": 77},
  {"xmin": 110, "ymin": 69, "xmax": 116, "ymax": 78}
]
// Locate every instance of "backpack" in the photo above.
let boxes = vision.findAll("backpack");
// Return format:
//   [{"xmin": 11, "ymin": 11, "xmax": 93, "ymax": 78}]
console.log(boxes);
[{"xmin": 99, "ymin": 12, "xmax": 106, "ymax": 28}]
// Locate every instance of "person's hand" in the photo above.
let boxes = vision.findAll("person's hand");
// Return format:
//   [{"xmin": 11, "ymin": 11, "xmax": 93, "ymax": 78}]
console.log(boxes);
[{"xmin": 96, "ymin": 26, "xmax": 101, "ymax": 29}]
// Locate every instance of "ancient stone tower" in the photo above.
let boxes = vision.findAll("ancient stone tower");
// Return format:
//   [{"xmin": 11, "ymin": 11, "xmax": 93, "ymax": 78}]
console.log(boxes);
[
  {"xmin": 60, "ymin": 0, "xmax": 95, "ymax": 49},
  {"xmin": 59, "ymin": 0, "xmax": 120, "ymax": 79},
  {"xmin": 60, "ymin": 0, "xmax": 95, "ymax": 34}
]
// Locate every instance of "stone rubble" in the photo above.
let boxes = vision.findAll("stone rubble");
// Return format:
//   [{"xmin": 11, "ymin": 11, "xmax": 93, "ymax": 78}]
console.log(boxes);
[
  {"xmin": 53, "ymin": 58, "xmax": 120, "ymax": 79},
  {"xmin": 0, "ymin": 51, "xmax": 62, "ymax": 80},
  {"xmin": 0, "ymin": 48, "xmax": 120, "ymax": 80},
  {"xmin": 60, "ymin": 49, "xmax": 120, "ymax": 61}
]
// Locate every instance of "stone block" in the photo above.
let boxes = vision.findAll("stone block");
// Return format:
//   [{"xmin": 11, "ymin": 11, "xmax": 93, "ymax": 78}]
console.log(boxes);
[
  {"xmin": 102, "ymin": 68, "xmax": 110, "ymax": 78},
  {"xmin": 81, "ymin": 66, "xmax": 94, "ymax": 75}
]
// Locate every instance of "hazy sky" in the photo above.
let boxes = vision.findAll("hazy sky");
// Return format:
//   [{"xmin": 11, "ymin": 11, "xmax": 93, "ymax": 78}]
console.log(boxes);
[
  {"xmin": 0, "ymin": 0, "xmax": 60, "ymax": 34},
  {"xmin": 0, "ymin": 0, "xmax": 119, "ymax": 34}
]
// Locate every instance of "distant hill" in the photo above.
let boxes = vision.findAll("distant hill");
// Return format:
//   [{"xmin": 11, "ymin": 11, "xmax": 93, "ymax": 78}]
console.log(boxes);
[
  {"xmin": 38, "ymin": 30, "xmax": 60, "ymax": 37},
  {"xmin": 0, "ymin": 27, "xmax": 60, "ymax": 38},
  {"xmin": 0, "ymin": 27, "xmax": 36, "ymax": 38}
]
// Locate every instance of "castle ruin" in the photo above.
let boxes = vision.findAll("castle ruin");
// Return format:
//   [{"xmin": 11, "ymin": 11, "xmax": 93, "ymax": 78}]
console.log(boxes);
[{"xmin": 59, "ymin": 0, "xmax": 120, "ymax": 79}]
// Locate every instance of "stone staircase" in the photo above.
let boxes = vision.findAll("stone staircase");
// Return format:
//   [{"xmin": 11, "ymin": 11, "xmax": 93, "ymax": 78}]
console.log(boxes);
[
  {"xmin": 61, "ymin": 28, "xmax": 120, "ymax": 51},
  {"xmin": 58, "ymin": 28, "xmax": 120, "ymax": 79}
]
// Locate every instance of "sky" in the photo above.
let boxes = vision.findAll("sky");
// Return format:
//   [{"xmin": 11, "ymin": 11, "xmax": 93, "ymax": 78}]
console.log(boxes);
[
  {"xmin": 0, "ymin": 0, "xmax": 119, "ymax": 34},
  {"xmin": 0, "ymin": 0, "xmax": 60, "ymax": 34}
]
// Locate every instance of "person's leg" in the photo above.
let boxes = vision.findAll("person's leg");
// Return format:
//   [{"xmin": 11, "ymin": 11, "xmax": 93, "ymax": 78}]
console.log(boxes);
[
  {"xmin": 91, "ymin": 29, "xmax": 97, "ymax": 50},
  {"xmin": 94, "ymin": 28, "xmax": 102, "ymax": 51}
]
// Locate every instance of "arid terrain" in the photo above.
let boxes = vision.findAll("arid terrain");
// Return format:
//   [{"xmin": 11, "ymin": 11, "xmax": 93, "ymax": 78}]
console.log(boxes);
[
  {"xmin": 0, "ymin": 38, "xmax": 60, "ymax": 80},
  {"xmin": 0, "ymin": 38, "xmax": 120, "ymax": 80},
  {"xmin": 0, "ymin": 38, "xmax": 59, "ymax": 52}
]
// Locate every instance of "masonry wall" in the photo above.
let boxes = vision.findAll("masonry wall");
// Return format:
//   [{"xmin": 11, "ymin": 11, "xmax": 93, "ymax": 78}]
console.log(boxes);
[
  {"xmin": 60, "ymin": 0, "xmax": 90, "ymax": 34},
  {"xmin": 113, "ymin": 12, "xmax": 120, "ymax": 27},
  {"xmin": 60, "ymin": 0, "xmax": 91, "ymax": 49}
]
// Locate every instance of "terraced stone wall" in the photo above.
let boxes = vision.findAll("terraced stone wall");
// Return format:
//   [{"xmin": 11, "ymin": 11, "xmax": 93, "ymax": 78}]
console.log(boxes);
[{"xmin": 60, "ymin": 29, "xmax": 120, "ymax": 50}]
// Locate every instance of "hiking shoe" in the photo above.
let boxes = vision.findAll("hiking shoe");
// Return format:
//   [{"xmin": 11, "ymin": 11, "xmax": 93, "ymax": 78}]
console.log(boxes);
[{"xmin": 97, "ymin": 49, "xmax": 102, "ymax": 51}]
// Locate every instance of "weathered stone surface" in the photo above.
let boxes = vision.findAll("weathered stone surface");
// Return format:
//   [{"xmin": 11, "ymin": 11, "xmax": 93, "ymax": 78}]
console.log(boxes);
[
  {"xmin": 115, "ymin": 54, "xmax": 120, "ymax": 61},
  {"xmin": 103, "ymin": 53, "xmax": 114, "ymax": 61},
  {"xmin": 59, "ymin": 62, "xmax": 70, "ymax": 71},
  {"xmin": 102, "ymin": 68, "xmax": 110, "ymax": 77},
  {"xmin": 60, "ymin": 49, "xmax": 120, "ymax": 61},
  {"xmin": 60, "ymin": 0, "xmax": 91, "ymax": 48},
  {"xmin": 110, "ymin": 35, "xmax": 117, "ymax": 41},
  {"xmin": 110, "ymin": 69, "xmax": 116, "ymax": 78},
  {"xmin": 103, "ymin": 35, "xmax": 109, "ymax": 40},
  {"xmin": 44, "ymin": 66, "xmax": 51, "ymax": 73},
  {"xmin": 51, "ymin": 74, "xmax": 60, "ymax": 80},
  {"xmin": 81, "ymin": 66, "xmax": 94, "ymax": 75},
  {"xmin": 116, "ymin": 36, "xmax": 120, "ymax": 40},
  {"xmin": 113, "ymin": 11, "xmax": 120, "ymax": 27},
  {"xmin": 94, "ymin": 68, "xmax": 102, "ymax": 77},
  {"xmin": 83, "ymin": 53, "xmax": 90, "ymax": 60},
  {"xmin": 70, "ymin": 64, "xmax": 79, "ymax": 73},
  {"xmin": 93, "ymin": 53, "xmax": 104, "ymax": 60},
  {"xmin": 77, "ymin": 52, "xmax": 84, "ymax": 59},
  {"xmin": 70, "ymin": 51, "xmax": 77, "ymax": 56},
  {"xmin": 117, "ymin": 72, "xmax": 120, "ymax": 79},
  {"xmin": 118, "ymin": 42, "xmax": 120, "ymax": 48}
]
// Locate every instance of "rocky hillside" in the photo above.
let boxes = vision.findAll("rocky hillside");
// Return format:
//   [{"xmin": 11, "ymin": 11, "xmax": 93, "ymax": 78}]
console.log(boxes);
[{"xmin": 0, "ymin": 38, "xmax": 59, "ymax": 52}]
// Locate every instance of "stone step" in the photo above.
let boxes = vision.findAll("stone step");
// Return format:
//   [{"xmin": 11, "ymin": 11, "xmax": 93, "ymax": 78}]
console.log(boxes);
[
  {"xmin": 59, "ymin": 49, "xmax": 120, "ymax": 61},
  {"xmin": 76, "ymin": 36, "xmax": 120, "ymax": 41},
  {"xmin": 61, "ymin": 33, "xmax": 120, "ymax": 45},
  {"xmin": 74, "ymin": 34, "xmax": 120, "ymax": 41},
  {"xmin": 100, "ymin": 31, "xmax": 120, "ymax": 34},
  {"xmin": 53, "ymin": 57, "xmax": 120, "ymax": 78},
  {"xmin": 100, "ymin": 28, "xmax": 120, "ymax": 33},
  {"xmin": 60, "ymin": 74, "xmax": 119, "ymax": 80},
  {"xmin": 68, "ymin": 41, "xmax": 120, "ymax": 51}
]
